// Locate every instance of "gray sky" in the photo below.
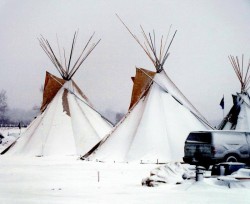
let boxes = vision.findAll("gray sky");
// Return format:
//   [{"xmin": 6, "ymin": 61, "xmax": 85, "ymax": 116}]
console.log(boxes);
[{"xmin": 0, "ymin": 0, "xmax": 250, "ymax": 125}]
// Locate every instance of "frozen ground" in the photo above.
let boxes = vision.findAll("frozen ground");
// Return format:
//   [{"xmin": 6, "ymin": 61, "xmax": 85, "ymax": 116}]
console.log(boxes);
[
  {"xmin": 0, "ymin": 127, "xmax": 23, "ymax": 153},
  {"xmin": 0, "ymin": 128, "xmax": 250, "ymax": 203},
  {"xmin": 0, "ymin": 156, "xmax": 250, "ymax": 204},
  {"xmin": 0, "ymin": 127, "xmax": 25, "ymax": 137}
]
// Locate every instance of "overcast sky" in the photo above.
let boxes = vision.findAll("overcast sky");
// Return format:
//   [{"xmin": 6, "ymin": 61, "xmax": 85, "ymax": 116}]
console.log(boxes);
[{"xmin": 0, "ymin": 0, "xmax": 250, "ymax": 125}]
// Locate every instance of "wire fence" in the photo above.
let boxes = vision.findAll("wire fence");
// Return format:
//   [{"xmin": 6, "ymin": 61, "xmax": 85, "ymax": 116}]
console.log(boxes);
[{"xmin": 0, "ymin": 124, "xmax": 27, "ymax": 128}]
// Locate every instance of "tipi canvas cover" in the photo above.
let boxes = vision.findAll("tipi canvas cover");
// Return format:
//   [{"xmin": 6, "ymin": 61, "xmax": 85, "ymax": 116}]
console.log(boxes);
[
  {"xmin": 84, "ymin": 68, "xmax": 210, "ymax": 163},
  {"xmin": 218, "ymin": 55, "xmax": 250, "ymax": 131},
  {"xmin": 5, "ymin": 32, "xmax": 113, "ymax": 157},
  {"xmin": 83, "ymin": 19, "xmax": 211, "ymax": 163}
]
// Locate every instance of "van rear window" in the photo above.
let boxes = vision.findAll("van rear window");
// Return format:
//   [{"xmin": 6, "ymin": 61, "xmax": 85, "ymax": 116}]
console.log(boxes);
[{"xmin": 186, "ymin": 132, "xmax": 212, "ymax": 143}]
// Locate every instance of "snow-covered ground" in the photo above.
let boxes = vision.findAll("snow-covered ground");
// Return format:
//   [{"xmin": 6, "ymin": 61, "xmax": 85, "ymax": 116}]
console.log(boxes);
[
  {"xmin": 0, "ymin": 127, "xmax": 25, "ymax": 137},
  {"xmin": 0, "ymin": 127, "xmax": 24, "ymax": 153},
  {"xmin": 0, "ymin": 128, "xmax": 250, "ymax": 203},
  {"xmin": 0, "ymin": 156, "xmax": 250, "ymax": 204}
]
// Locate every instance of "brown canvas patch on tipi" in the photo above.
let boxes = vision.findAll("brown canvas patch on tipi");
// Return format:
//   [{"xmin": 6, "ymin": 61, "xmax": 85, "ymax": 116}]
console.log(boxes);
[
  {"xmin": 129, "ymin": 68, "xmax": 156, "ymax": 109},
  {"xmin": 40, "ymin": 72, "xmax": 66, "ymax": 112},
  {"xmin": 62, "ymin": 89, "xmax": 71, "ymax": 116}
]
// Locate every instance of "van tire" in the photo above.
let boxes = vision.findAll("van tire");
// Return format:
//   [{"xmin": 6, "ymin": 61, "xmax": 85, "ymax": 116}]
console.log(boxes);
[{"xmin": 224, "ymin": 154, "xmax": 239, "ymax": 162}]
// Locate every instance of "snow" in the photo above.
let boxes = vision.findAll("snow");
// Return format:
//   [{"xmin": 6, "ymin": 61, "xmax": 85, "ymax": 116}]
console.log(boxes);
[
  {"xmin": 0, "ymin": 127, "xmax": 22, "ymax": 153},
  {"xmin": 0, "ymin": 127, "xmax": 24, "ymax": 137},
  {"xmin": 0, "ymin": 156, "xmax": 250, "ymax": 204},
  {"xmin": 142, "ymin": 162, "xmax": 195, "ymax": 186},
  {"xmin": 0, "ymin": 126, "xmax": 249, "ymax": 204},
  {"xmin": 232, "ymin": 168, "xmax": 250, "ymax": 177}
]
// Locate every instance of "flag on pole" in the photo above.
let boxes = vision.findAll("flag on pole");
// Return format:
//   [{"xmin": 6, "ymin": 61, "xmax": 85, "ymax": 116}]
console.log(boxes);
[{"xmin": 220, "ymin": 96, "xmax": 224, "ymax": 109}]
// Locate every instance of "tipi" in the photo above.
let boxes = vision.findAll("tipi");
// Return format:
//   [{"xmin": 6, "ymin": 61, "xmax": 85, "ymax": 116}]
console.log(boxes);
[
  {"xmin": 4, "ymin": 32, "xmax": 113, "ymax": 157},
  {"xmin": 82, "ymin": 20, "xmax": 212, "ymax": 163},
  {"xmin": 218, "ymin": 55, "xmax": 250, "ymax": 130}
]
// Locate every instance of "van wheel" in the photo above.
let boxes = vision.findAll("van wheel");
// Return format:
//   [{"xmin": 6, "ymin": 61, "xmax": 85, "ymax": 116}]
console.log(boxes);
[{"xmin": 224, "ymin": 154, "xmax": 239, "ymax": 162}]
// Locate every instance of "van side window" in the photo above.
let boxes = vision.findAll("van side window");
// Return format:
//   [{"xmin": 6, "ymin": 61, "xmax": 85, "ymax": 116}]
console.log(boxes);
[{"xmin": 186, "ymin": 133, "xmax": 211, "ymax": 143}]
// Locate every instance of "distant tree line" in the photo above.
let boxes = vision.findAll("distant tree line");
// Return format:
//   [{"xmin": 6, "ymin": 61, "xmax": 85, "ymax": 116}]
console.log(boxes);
[
  {"xmin": 0, "ymin": 89, "xmax": 124, "ymax": 127},
  {"xmin": 0, "ymin": 89, "xmax": 39, "ymax": 127}
]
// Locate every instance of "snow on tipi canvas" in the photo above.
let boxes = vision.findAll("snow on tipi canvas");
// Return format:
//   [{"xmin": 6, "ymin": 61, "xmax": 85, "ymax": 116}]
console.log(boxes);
[
  {"xmin": 218, "ymin": 55, "xmax": 250, "ymax": 131},
  {"xmin": 83, "ymin": 20, "xmax": 212, "ymax": 163},
  {"xmin": 5, "ymin": 32, "xmax": 113, "ymax": 157}
]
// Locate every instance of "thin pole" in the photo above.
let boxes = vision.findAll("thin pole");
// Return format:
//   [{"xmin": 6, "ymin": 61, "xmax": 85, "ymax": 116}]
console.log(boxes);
[
  {"xmin": 222, "ymin": 94, "xmax": 225, "ymax": 119},
  {"xmin": 223, "ymin": 101, "xmax": 225, "ymax": 119}
]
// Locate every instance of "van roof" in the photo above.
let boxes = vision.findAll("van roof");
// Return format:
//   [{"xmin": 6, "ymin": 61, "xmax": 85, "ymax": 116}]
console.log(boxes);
[{"xmin": 190, "ymin": 130, "xmax": 250, "ymax": 134}]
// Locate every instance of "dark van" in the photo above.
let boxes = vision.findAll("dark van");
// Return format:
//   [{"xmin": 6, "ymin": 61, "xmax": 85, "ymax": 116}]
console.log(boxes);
[{"xmin": 183, "ymin": 130, "xmax": 250, "ymax": 168}]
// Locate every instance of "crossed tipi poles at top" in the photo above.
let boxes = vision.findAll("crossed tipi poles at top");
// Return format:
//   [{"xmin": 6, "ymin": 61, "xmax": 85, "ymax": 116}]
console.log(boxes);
[{"xmin": 38, "ymin": 31, "xmax": 101, "ymax": 81}]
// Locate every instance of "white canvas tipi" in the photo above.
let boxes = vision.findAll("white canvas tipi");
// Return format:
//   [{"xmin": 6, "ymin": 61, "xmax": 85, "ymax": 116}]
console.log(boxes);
[
  {"xmin": 218, "ymin": 55, "xmax": 250, "ymax": 131},
  {"xmin": 83, "ymin": 22, "xmax": 212, "ymax": 163},
  {"xmin": 4, "ymin": 32, "xmax": 113, "ymax": 157}
]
